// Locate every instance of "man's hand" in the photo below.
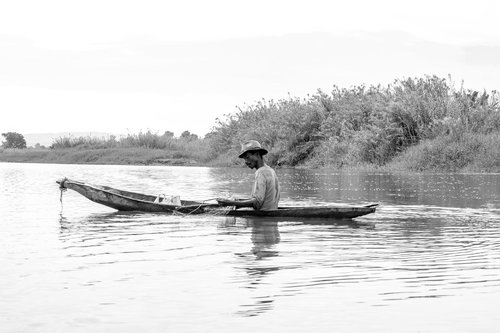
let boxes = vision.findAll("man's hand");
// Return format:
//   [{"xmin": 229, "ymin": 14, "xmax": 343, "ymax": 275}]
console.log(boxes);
[{"xmin": 217, "ymin": 197, "xmax": 256, "ymax": 209}]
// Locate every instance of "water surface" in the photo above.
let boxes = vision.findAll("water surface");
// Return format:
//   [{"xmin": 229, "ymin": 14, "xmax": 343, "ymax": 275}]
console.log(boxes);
[{"xmin": 1, "ymin": 163, "xmax": 499, "ymax": 332}]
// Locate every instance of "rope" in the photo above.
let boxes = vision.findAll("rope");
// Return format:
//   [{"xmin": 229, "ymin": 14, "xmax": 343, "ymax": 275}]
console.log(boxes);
[
  {"xmin": 174, "ymin": 198, "xmax": 234, "ymax": 216},
  {"xmin": 59, "ymin": 181, "xmax": 67, "ymax": 213},
  {"xmin": 174, "ymin": 198, "xmax": 217, "ymax": 216}
]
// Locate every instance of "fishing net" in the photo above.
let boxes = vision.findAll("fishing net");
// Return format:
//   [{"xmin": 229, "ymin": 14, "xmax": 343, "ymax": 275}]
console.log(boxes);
[
  {"xmin": 173, "ymin": 201, "xmax": 235, "ymax": 217},
  {"xmin": 169, "ymin": 196, "xmax": 236, "ymax": 216},
  {"xmin": 203, "ymin": 206, "xmax": 235, "ymax": 216}
]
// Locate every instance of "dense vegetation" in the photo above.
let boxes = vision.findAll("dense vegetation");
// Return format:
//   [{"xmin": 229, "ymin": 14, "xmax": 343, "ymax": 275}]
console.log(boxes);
[
  {"xmin": 1, "ymin": 75, "xmax": 499, "ymax": 172},
  {"xmin": 207, "ymin": 75, "xmax": 500, "ymax": 171}
]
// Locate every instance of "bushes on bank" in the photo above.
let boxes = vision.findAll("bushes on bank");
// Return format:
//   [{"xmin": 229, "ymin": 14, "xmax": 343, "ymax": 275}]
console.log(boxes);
[
  {"xmin": 389, "ymin": 132, "xmax": 500, "ymax": 172},
  {"xmin": 208, "ymin": 75, "xmax": 500, "ymax": 171}
]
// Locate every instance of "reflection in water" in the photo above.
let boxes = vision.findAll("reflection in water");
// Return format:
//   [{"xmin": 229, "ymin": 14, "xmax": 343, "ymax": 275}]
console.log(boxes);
[
  {"xmin": 231, "ymin": 218, "xmax": 377, "ymax": 317},
  {"xmin": 59, "ymin": 211, "xmax": 154, "ymax": 235},
  {"xmin": 246, "ymin": 219, "xmax": 281, "ymax": 309},
  {"xmin": 218, "ymin": 217, "xmax": 281, "ymax": 260},
  {"xmin": 249, "ymin": 219, "xmax": 280, "ymax": 259},
  {"xmin": 227, "ymin": 218, "xmax": 281, "ymax": 317}
]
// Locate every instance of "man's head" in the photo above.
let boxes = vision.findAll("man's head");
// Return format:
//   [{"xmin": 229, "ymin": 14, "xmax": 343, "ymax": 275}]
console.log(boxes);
[{"xmin": 238, "ymin": 140, "xmax": 268, "ymax": 169}]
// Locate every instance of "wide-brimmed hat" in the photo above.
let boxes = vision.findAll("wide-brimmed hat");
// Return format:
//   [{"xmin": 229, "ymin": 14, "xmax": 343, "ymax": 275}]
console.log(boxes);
[{"xmin": 238, "ymin": 140, "xmax": 268, "ymax": 158}]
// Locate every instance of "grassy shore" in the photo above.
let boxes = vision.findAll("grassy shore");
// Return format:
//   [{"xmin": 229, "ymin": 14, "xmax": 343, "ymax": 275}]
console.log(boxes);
[
  {"xmin": 0, "ymin": 132, "xmax": 212, "ymax": 166},
  {"xmin": 2, "ymin": 135, "xmax": 499, "ymax": 172},
  {"xmin": 0, "ymin": 147, "xmax": 204, "ymax": 166},
  {"xmin": 387, "ymin": 131, "xmax": 500, "ymax": 172}
]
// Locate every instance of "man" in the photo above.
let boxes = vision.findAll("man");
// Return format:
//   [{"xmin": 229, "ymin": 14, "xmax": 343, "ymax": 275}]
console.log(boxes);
[{"xmin": 217, "ymin": 140, "xmax": 280, "ymax": 211}]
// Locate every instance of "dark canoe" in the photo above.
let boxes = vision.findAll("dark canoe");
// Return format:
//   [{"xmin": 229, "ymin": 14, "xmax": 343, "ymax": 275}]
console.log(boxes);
[
  {"xmin": 57, "ymin": 178, "xmax": 205, "ymax": 213},
  {"xmin": 56, "ymin": 178, "xmax": 378, "ymax": 219}
]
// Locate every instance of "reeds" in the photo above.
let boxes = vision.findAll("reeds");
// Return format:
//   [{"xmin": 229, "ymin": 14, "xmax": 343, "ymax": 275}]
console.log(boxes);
[
  {"xmin": 48, "ymin": 131, "xmax": 211, "ymax": 163},
  {"xmin": 208, "ymin": 75, "xmax": 500, "ymax": 171}
]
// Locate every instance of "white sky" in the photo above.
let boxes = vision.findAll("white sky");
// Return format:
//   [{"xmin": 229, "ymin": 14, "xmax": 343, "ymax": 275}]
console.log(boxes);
[{"xmin": 1, "ymin": 0, "xmax": 500, "ymax": 138}]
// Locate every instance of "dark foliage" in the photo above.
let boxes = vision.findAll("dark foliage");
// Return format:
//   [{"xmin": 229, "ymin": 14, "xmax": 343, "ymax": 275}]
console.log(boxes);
[{"xmin": 1, "ymin": 132, "xmax": 27, "ymax": 149}]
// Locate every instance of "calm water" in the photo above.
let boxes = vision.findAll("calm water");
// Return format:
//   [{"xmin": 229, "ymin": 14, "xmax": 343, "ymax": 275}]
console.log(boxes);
[{"xmin": 1, "ymin": 163, "xmax": 500, "ymax": 332}]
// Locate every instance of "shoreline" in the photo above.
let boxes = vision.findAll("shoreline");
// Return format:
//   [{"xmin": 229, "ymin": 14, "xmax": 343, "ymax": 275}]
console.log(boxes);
[
  {"xmin": 0, "ymin": 147, "xmax": 207, "ymax": 167},
  {"xmin": 2, "ymin": 147, "xmax": 499, "ymax": 174}
]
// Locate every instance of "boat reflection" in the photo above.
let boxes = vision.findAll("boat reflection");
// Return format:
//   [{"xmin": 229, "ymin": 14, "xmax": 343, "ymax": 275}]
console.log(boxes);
[{"xmin": 57, "ymin": 211, "xmax": 184, "ymax": 245}]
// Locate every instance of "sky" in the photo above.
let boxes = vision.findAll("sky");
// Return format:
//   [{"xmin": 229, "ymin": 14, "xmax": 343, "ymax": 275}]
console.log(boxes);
[{"xmin": 1, "ymin": 0, "xmax": 500, "ymax": 140}]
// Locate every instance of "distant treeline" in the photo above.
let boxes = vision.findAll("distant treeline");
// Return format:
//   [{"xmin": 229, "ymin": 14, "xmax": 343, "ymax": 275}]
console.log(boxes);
[
  {"xmin": 0, "ymin": 131, "xmax": 210, "ymax": 165},
  {"xmin": 47, "ymin": 130, "xmax": 211, "ymax": 164},
  {"xmin": 51, "ymin": 130, "xmax": 201, "ymax": 150},
  {"xmin": 207, "ymin": 75, "xmax": 500, "ymax": 171}
]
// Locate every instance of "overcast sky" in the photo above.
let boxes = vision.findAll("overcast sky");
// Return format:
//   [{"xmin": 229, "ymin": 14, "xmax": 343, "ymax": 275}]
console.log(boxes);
[{"xmin": 1, "ymin": 0, "xmax": 500, "ymax": 138}]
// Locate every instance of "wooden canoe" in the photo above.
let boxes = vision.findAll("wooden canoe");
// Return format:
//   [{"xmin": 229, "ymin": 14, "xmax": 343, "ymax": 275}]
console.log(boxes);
[{"xmin": 56, "ymin": 178, "xmax": 378, "ymax": 219}]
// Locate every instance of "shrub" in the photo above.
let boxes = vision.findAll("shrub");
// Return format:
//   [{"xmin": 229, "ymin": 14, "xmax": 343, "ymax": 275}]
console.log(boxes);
[
  {"xmin": 389, "ymin": 132, "xmax": 500, "ymax": 172},
  {"xmin": 209, "ymin": 75, "xmax": 500, "ymax": 170},
  {"xmin": 2, "ymin": 132, "xmax": 27, "ymax": 149}
]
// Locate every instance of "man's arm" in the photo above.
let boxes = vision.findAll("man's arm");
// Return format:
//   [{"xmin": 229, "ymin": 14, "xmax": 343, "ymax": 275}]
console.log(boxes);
[
  {"xmin": 217, "ymin": 169, "xmax": 267, "ymax": 209},
  {"xmin": 216, "ymin": 197, "xmax": 257, "ymax": 208}
]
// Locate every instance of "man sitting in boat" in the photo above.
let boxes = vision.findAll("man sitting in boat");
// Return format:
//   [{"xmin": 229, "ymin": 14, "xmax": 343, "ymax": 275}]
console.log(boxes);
[{"xmin": 217, "ymin": 140, "xmax": 280, "ymax": 211}]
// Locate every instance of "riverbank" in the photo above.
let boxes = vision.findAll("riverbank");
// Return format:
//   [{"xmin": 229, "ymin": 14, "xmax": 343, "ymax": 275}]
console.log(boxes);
[
  {"xmin": 387, "ymin": 131, "xmax": 500, "ymax": 172},
  {"xmin": 2, "ymin": 135, "xmax": 500, "ymax": 173},
  {"xmin": 0, "ymin": 147, "xmax": 202, "ymax": 166}
]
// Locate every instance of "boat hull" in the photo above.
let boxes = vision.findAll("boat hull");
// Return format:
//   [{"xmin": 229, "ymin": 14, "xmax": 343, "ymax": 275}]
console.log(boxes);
[
  {"xmin": 222, "ymin": 206, "xmax": 376, "ymax": 219},
  {"xmin": 57, "ymin": 178, "xmax": 202, "ymax": 213}
]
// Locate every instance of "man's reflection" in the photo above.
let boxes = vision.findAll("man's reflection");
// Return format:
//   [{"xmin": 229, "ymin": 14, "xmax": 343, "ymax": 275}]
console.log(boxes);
[
  {"xmin": 233, "ymin": 218, "xmax": 281, "ymax": 317},
  {"xmin": 249, "ymin": 218, "xmax": 280, "ymax": 259}
]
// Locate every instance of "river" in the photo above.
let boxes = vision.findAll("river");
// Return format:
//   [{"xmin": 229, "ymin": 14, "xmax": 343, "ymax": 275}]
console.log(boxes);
[{"xmin": 1, "ymin": 162, "xmax": 500, "ymax": 332}]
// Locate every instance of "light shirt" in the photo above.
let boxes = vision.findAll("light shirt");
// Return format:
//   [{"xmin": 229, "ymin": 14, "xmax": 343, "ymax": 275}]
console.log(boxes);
[{"xmin": 251, "ymin": 164, "xmax": 280, "ymax": 211}]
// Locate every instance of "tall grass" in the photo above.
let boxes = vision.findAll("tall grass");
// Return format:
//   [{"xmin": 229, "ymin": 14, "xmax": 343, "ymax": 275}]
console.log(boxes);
[
  {"xmin": 389, "ymin": 132, "xmax": 500, "ymax": 172},
  {"xmin": 208, "ymin": 75, "xmax": 500, "ymax": 171},
  {"xmin": 51, "ymin": 132, "xmax": 176, "ymax": 149},
  {"xmin": 50, "ymin": 131, "xmax": 211, "ymax": 162}
]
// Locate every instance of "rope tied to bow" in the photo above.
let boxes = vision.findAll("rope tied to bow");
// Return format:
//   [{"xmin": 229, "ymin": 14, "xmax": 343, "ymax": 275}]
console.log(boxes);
[{"xmin": 58, "ymin": 177, "xmax": 68, "ymax": 212}]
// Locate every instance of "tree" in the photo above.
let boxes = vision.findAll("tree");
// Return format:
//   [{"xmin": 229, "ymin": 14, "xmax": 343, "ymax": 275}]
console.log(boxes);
[
  {"xmin": 1, "ymin": 132, "xmax": 27, "ymax": 149},
  {"xmin": 180, "ymin": 130, "xmax": 198, "ymax": 140},
  {"xmin": 163, "ymin": 131, "xmax": 174, "ymax": 138}
]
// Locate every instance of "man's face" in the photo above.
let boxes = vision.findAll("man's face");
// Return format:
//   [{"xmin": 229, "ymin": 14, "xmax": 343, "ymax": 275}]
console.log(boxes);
[{"xmin": 242, "ymin": 151, "xmax": 259, "ymax": 169}]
